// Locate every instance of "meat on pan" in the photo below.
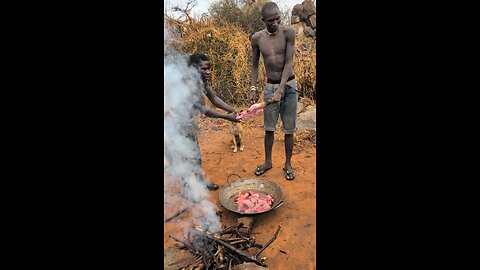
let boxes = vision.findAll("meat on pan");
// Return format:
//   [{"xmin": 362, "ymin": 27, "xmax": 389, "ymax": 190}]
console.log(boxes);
[{"xmin": 234, "ymin": 190, "xmax": 274, "ymax": 213}]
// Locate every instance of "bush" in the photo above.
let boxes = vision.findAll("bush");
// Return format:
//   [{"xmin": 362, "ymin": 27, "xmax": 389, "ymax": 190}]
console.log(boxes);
[
  {"xmin": 208, "ymin": 0, "xmax": 268, "ymax": 34},
  {"xmin": 165, "ymin": 16, "xmax": 316, "ymax": 107}
]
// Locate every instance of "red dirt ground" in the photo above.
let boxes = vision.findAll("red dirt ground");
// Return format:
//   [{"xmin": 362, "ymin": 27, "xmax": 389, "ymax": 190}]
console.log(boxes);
[{"xmin": 164, "ymin": 113, "xmax": 317, "ymax": 270}]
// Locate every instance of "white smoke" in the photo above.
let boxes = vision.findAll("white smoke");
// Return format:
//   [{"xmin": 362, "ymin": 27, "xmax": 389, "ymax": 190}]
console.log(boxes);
[{"xmin": 164, "ymin": 21, "xmax": 221, "ymax": 233}]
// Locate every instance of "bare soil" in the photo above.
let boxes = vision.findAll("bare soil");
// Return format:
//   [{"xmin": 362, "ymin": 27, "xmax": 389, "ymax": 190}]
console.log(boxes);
[{"xmin": 164, "ymin": 114, "xmax": 317, "ymax": 270}]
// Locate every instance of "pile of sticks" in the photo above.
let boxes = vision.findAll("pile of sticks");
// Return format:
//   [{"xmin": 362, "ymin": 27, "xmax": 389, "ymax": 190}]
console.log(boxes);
[{"xmin": 168, "ymin": 223, "xmax": 282, "ymax": 270}]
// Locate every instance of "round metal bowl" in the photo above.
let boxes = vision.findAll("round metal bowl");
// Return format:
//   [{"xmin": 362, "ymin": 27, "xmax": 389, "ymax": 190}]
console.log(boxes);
[{"xmin": 218, "ymin": 178, "xmax": 284, "ymax": 215}]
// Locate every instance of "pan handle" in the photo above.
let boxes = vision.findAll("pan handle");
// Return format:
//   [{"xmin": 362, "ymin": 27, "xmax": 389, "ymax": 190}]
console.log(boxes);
[
  {"xmin": 226, "ymin": 173, "xmax": 242, "ymax": 183},
  {"xmin": 273, "ymin": 201, "xmax": 284, "ymax": 210}
]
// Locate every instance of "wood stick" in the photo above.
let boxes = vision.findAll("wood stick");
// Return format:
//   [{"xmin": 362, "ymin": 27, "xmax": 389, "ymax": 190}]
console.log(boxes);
[
  {"xmin": 192, "ymin": 263, "xmax": 204, "ymax": 270},
  {"xmin": 169, "ymin": 235, "xmax": 200, "ymax": 256},
  {"xmin": 187, "ymin": 229, "xmax": 192, "ymax": 244},
  {"xmin": 203, "ymin": 234, "xmax": 219, "ymax": 267},
  {"xmin": 164, "ymin": 207, "xmax": 189, "ymax": 223},
  {"xmin": 221, "ymin": 223, "xmax": 238, "ymax": 233},
  {"xmin": 195, "ymin": 227, "xmax": 266, "ymax": 267},
  {"xmin": 229, "ymin": 239, "xmax": 249, "ymax": 245},
  {"xmin": 201, "ymin": 250, "xmax": 209, "ymax": 270},
  {"xmin": 221, "ymin": 223, "xmax": 243, "ymax": 235},
  {"xmin": 195, "ymin": 228, "xmax": 250, "ymax": 256},
  {"xmin": 254, "ymin": 225, "xmax": 282, "ymax": 257},
  {"xmin": 218, "ymin": 246, "xmax": 224, "ymax": 262},
  {"xmin": 226, "ymin": 237, "xmax": 251, "ymax": 242}
]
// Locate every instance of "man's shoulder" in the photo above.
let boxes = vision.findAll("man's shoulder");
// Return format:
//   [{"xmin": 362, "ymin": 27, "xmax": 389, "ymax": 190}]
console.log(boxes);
[
  {"xmin": 281, "ymin": 25, "xmax": 296, "ymax": 34},
  {"xmin": 281, "ymin": 26, "xmax": 296, "ymax": 41},
  {"xmin": 204, "ymin": 85, "xmax": 214, "ymax": 94},
  {"xmin": 252, "ymin": 29, "xmax": 265, "ymax": 40}
]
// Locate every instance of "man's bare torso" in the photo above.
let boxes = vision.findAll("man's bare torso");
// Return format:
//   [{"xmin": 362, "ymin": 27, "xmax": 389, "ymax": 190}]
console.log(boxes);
[{"xmin": 253, "ymin": 26, "xmax": 294, "ymax": 81}]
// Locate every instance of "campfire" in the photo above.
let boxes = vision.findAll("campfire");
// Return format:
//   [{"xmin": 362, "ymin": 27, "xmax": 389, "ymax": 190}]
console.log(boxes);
[
  {"xmin": 168, "ymin": 222, "xmax": 282, "ymax": 269},
  {"xmin": 165, "ymin": 174, "xmax": 285, "ymax": 269}
]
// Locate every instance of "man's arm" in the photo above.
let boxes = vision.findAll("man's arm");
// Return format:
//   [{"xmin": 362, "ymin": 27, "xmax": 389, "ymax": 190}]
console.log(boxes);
[
  {"xmin": 194, "ymin": 102, "xmax": 240, "ymax": 122},
  {"xmin": 273, "ymin": 28, "xmax": 296, "ymax": 95},
  {"xmin": 251, "ymin": 35, "xmax": 261, "ymax": 88},
  {"xmin": 204, "ymin": 86, "xmax": 239, "ymax": 113},
  {"xmin": 249, "ymin": 34, "xmax": 261, "ymax": 103}
]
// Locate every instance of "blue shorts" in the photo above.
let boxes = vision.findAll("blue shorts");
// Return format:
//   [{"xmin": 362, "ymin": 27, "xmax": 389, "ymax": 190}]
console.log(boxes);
[{"xmin": 263, "ymin": 79, "xmax": 299, "ymax": 134}]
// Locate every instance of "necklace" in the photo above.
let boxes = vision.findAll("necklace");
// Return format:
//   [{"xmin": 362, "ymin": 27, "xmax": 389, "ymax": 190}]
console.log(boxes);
[{"xmin": 266, "ymin": 28, "xmax": 279, "ymax": 36}]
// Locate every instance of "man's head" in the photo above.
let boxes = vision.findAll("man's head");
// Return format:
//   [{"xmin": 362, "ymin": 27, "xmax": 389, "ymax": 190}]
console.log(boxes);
[
  {"xmin": 261, "ymin": 2, "xmax": 281, "ymax": 34},
  {"xmin": 188, "ymin": 52, "xmax": 211, "ymax": 83}
]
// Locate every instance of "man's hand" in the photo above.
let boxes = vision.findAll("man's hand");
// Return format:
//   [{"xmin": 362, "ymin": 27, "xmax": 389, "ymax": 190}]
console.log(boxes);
[
  {"xmin": 232, "ymin": 108, "xmax": 241, "ymax": 114},
  {"xmin": 269, "ymin": 90, "xmax": 283, "ymax": 103},
  {"xmin": 225, "ymin": 113, "xmax": 241, "ymax": 123},
  {"xmin": 248, "ymin": 86, "xmax": 258, "ymax": 104},
  {"xmin": 248, "ymin": 91, "xmax": 258, "ymax": 104}
]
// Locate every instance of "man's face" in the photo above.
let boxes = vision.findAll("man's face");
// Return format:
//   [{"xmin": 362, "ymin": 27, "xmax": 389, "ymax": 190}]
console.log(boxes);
[
  {"xmin": 262, "ymin": 8, "xmax": 281, "ymax": 33},
  {"xmin": 197, "ymin": 60, "xmax": 211, "ymax": 83}
]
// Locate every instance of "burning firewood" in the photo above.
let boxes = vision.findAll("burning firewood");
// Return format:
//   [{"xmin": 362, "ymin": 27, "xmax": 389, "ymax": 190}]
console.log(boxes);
[{"xmin": 170, "ymin": 224, "xmax": 282, "ymax": 269}]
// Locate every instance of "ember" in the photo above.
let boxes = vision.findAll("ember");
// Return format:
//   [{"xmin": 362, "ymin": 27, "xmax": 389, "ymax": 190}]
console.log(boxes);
[
  {"xmin": 234, "ymin": 191, "xmax": 273, "ymax": 213},
  {"xmin": 169, "ymin": 223, "xmax": 282, "ymax": 269}
]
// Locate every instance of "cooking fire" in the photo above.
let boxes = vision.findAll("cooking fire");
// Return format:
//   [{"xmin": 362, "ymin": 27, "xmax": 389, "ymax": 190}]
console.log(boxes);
[{"xmin": 168, "ymin": 222, "xmax": 282, "ymax": 270}]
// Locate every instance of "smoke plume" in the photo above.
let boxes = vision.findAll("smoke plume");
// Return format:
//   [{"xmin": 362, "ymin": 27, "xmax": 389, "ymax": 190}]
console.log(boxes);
[{"xmin": 164, "ymin": 22, "xmax": 221, "ymax": 233}]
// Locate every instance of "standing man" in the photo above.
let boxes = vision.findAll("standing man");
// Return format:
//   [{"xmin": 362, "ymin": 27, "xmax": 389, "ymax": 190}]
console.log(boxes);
[
  {"xmin": 188, "ymin": 52, "xmax": 241, "ymax": 123},
  {"xmin": 249, "ymin": 2, "xmax": 298, "ymax": 180},
  {"xmin": 186, "ymin": 52, "xmax": 241, "ymax": 191}
]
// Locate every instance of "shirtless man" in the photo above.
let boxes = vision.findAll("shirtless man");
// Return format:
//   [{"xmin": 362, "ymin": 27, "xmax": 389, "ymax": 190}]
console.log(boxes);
[
  {"xmin": 189, "ymin": 52, "xmax": 241, "ymax": 123},
  {"xmin": 186, "ymin": 52, "xmax": 240, "ymax": 191},
  {"xmin": 248, "ymin": 2, "xmax": 298, "ymax": 180}
]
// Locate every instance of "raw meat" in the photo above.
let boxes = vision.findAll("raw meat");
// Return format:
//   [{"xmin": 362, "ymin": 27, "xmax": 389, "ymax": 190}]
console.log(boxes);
[
  {"xmin": 234, "ymin": 190, "xmax": 274, "ymax": 213},
  {"xmin": 235, "ymin": 102, "xmax": 269, "ymax": 120}
]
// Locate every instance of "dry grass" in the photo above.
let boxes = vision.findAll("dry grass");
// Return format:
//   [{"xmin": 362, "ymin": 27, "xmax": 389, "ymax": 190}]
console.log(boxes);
[{"xmin": 165, "ymin": 17, "xmax": 316, "ymax": 106}]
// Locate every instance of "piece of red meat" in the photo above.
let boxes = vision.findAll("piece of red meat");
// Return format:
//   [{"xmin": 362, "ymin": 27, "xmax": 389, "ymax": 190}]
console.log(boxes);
[
  {"xmin": 235, "ymin": 190, "xmax": 274, "ymax": 213},
  {"xmin": 235, "ymin": 102, "xmax": 268, "ymax": 120}
]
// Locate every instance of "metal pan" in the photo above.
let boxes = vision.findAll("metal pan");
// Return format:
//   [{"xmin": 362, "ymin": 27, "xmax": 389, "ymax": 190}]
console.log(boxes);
[{"xmin": 218, "ymin": 174, "xmax": 284, "ymax": 215}]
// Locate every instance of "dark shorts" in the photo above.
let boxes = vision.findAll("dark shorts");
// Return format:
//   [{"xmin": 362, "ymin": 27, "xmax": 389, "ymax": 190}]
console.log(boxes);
[{"xmin": 263, "ymin": 79, "xmax": 299, "ymax": 134}]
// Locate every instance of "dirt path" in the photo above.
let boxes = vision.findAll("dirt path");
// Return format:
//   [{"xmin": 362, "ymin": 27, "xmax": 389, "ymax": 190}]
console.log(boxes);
[{"xmin": 164, "ymin": 114, "xmax": 316, "ymax": 270}]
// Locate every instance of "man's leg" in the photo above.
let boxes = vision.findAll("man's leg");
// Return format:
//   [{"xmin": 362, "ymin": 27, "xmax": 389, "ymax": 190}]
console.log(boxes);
[
  {"xmin": 264, "ymin": 130, "xmax": 275, "ymax": 166},
  {"xmin": 280, "ymin": 81, "xmax": 299, "ymax": 180},
  {"xmin": 254, "ymin": 130, "xmax": 275, "ymax": 175},
  {"xmin": 197, "ymin": 155, "xmax": 219, "ymax": 191},
  {"xmin": 255, "ymin": 84, "xmax": 279, "ymax": 175},
  {"xmin": 284, "ymin": 133, "xmax": 294, "ymax": 172},
  {"xmin": 190, "ymin": 129, "xmax": 219, "ymax": 191}
]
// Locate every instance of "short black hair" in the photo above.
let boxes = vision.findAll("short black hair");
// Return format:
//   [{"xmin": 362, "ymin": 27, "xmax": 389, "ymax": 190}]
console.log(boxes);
[
  {"xmin": 188, "ymin": 52, "xmax": 210, "ymax": 67},
  {"xmin": 261, "ymin": 2, "xmax": 279, "ymax": 16}
]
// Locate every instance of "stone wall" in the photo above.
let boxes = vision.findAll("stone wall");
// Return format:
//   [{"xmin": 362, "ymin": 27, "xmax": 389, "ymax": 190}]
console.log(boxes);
[{"xmin": 290, "ymin": 0, "xmax": 316, "ymax": 39}]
